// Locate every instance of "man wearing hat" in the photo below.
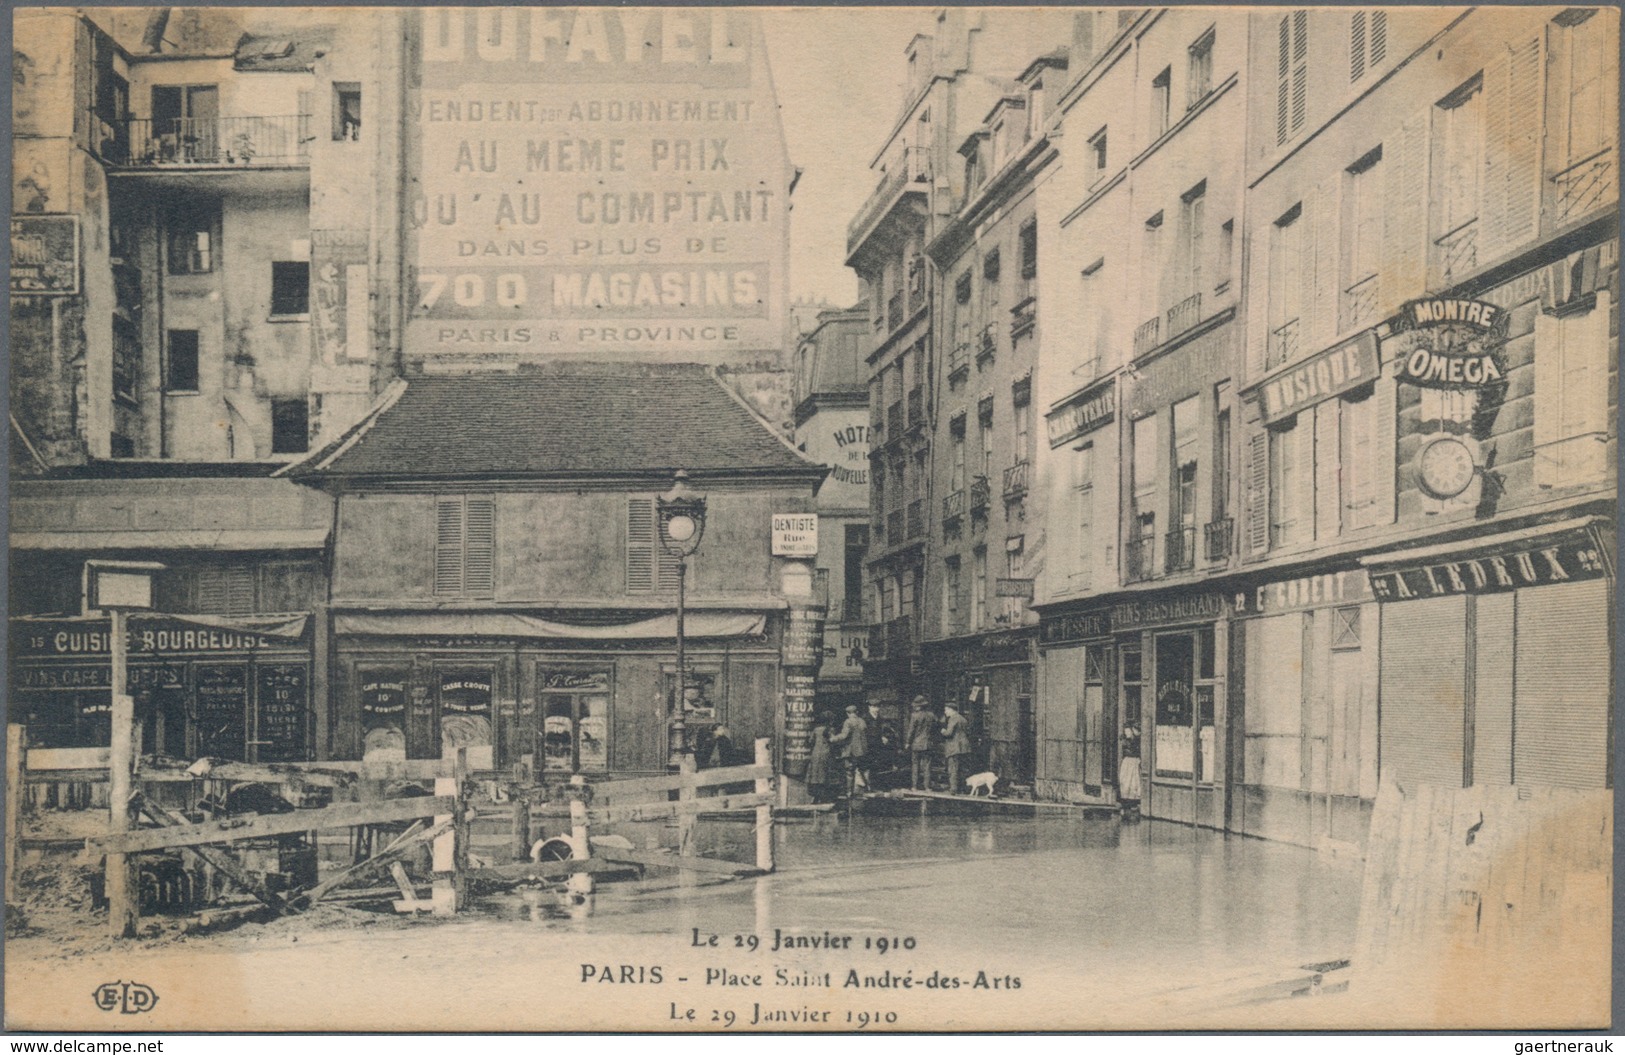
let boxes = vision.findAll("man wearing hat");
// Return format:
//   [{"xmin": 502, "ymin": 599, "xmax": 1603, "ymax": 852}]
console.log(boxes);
[
  {"xmin": 904, "ymin": 696, "xmax": 938, "ymax": 791},
  {"xmin": 827, "ymin": 702, "xmax": 870, "ymax": 797}
]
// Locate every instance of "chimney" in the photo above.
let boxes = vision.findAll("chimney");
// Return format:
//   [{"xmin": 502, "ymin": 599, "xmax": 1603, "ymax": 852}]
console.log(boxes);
[{"xmin": 140, "ymin": 9, "xmax": 171, "ymax": 53}]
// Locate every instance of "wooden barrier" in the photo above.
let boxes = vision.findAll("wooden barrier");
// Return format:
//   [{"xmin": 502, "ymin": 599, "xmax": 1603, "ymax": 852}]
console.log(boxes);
[
  {"xmin": 87, "ymin": 796, "xmax": 456, "ymax": 856},
  {"xmin": 5, "ymin": 724, "xmax": 22, "ymax": 897}
]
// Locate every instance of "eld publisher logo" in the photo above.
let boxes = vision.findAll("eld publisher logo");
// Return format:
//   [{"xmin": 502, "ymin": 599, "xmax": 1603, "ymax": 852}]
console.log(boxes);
[{"xmin": 93, "ymin": 980, "xmax": 159, "ymax": 1014}]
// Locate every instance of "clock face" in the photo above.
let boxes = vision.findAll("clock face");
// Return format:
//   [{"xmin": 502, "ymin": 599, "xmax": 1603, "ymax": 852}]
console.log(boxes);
[{"xmin": 1417, "ymin": 435, "xmax": 1477, "ymax": 500}]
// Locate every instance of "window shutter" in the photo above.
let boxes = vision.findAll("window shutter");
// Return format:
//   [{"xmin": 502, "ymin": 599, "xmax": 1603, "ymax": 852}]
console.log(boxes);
[
  {"xmin": 1276, "ymin": 16, "xmax": 1291, "ymax": 144},
  {"xmin": 225, "ymin": 566, "xmax": 255, "ymax": 616},
  {"xmin": 1369, "ymin": 12, "xmax": 1387, "ymax": 66},
  {"xmin": 198, "ymin": 569, "xmax": 227, "ymax": 614},
  {"xmin": 1370, "ymin": 371, "xmax": 1398, "ymax": 526},
  {"xmin": 1350, "ymin": 11, "xmax": 1366, "ymax": 82},
  {"xmin": 1381, "ymin": 106, "xmax": 1431, "ymax": 314},
  {"xmin": 1533, "ymin": 309, "xmax": 1563, "ymax": 486},
  {"xmin": 1314, "ymin": 402, "xmax": 1340, "ymax": 540},
  {"xmin": 1312, "ymin": 174, "xmax": 1342, "ymax": 346},
  {"xmin": 463, "ymin": 497, "xmax": 495, "ymax": 596},
  {"xmin": 1289, "ymin": 417, "xmax": 1316, "ymax": 542},
  {"xmin": 1538, "ymin": 291, "xmax": 1612, "ymax": 486},
  {"xmin": 1295, "ymin": 185, "xmax": 1318, "ymax": 354},
  {"xmin": 1500, "ymin": 36, "xmax": 1544, "ymax": 252},
  {"xmin": 435, "ymin": 497, "xmax": 464, "ymax": 595},
  {"xmin": 626, "ymin": 497, "xmax": 656, "ymax": 592},
  {"xmin": 1242, "ymin": 406, "xmax": 1270, "ymax": 557},
  {"xmin": 658, "ymin": 544, "xmax": 683, "ymax": 592}
]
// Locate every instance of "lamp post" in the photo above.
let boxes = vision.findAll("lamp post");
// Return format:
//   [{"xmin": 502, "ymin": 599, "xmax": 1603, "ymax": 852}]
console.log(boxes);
[{"xmin": 657, "ymin": 471, "xmax": 707, "ymax": 766}]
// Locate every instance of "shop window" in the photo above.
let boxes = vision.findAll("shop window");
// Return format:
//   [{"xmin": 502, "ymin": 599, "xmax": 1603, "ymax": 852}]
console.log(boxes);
[
  {"xmin": 359, "ymin": 667, "xmax": 409, "ymax": 761},
  {"xmin": 1534, "ymin": 291, "xmax": 1612, "ymax": 488},
  {"xmin": 436, "ymin": 495, "xmax": 496, "ymax": 597},
  {"xmin": 333, "ymin": 82, "xmax": 362, "ymax": 140},
  {"xmin": 437, "ymin": 667, "xmax": 493, "ymax": 769},
  {"xmin": 1349, "ymin": 10, "xmax": 1388, "ymax": 82},
  {"xmin": 165, "ymin": 330, "xmax": 200, "ymax": 392},
  {"xmin": 270, "ymin": 397, "xmax": 309, "ymax": 454},
  {"xmin": 626, "ymin": 497, "xmax": 681, "ymax": 593},
  {"xmin": 1275, "ymin": 10, "xmax": 1308, "ymax": 146},
  {"xmin": 540, "ymin": 669, "xmax": 611, "ymax": 774},
  {"xmin": 270, "ymin": 261, "xmax": 310, "ymax": 317}
]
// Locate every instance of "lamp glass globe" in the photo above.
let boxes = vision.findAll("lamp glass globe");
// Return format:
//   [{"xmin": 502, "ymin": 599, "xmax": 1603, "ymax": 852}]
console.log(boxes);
[{"xmin": 666, "ymin": 514, "xmax": 697, "ymax": 543}]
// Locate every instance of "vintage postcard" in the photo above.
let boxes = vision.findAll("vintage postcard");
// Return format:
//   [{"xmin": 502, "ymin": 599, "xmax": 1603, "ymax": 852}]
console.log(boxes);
[{"xmin": 4, "ymin": 4, "xmax": 1617, "ymax": 1033}]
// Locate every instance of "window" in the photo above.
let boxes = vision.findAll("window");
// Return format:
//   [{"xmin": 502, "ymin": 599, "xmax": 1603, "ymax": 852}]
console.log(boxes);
[
  {"xmin": 333, "ymin": 83, "xmax": 362, "ymax": 141},
  {"xmin": 1433, "ymin": 76, "xmax": 1484, "ymax": 280},
  {"xmin": 625, "ymin": 497, "xmax": 679, "ymax": 594},
  {"xmin": 972, "ymin": 547, "xmax": 988, "ymax": 628},
  {"xmin": 151, "ymin": 84, "xmax": 218, "ymax": 161},
  {"xmin": 437, "ymin": 496, "xmax": 496, "ymax": 596},
  {"xmin": 1002, "ymin": 536, "xmax": 1025, "ymax": 622},
  {"xmin": 1276, "ymin": 10, "xmax": 1308, "ymax": 145},
  {"xmin": 944, "ymin": 556, "xmax": 963, "ymax": 633},
  {"xmin": 1019, "ymin": 222, "xmax": 1038, "ymax": 282},
  {"xmin": 1130, "ymin": 414, "xmax": 1159, "ymax": 576},
  {"xmin": 1268, "ymin": 205, "xmax": 1304, "ymax": 366},
  {"xmin": 197, "ymin": 567, "xmax": 256, "ymax": 617},
  {"xmin": 1550, "ymin": 10, "xmax": 1618, "ymax": 188},
  {"xmin": 983, "ymin": 248, "xmax": 1001, "ymax": 307},
  {"xmin": 955, "ymin": 270, "xmax": 972, "ymax": 305},
  {"xmin": 1188, "ymin": 27, "xmax": 1215, "ymax": 107},
  {"xmin": 1078, "ymin": 259, "xmax": 1107, "ymax": 380},
  {"xmin": 844, "ymin": 525, "xmax": 867, "ymax": 618},
  {"xmin": 1071, "ymin": 443, "xmax": 1095, "ymax": 587},
  {"xmin": 1331, "ymin": 605, "xmax": 1363, "ymax": 650},
  {"xmin": 950, "ymin": 420, "xmax": 966, "ymax": 491},
  {"xmin": 1151, "ymin": 67, "xmax": 1172, "ymax": 137},
  {"xmin": 166, "ymin": 205, "xmax": 215, "ymax": 274},
  {"xmin": 1176, "ymin": 181, "xmax": 1207, "ymax": 306},
  {"xmin": 1212, "ymin": 389, "xmax": 1232, "ymax": 525},
  {"xmin": 166, "ymin": 330, "xmax": 200, "ymax": 392},
  {"xmin": 979, "ymin": 399, "xmax": 995, "ymax": 474},
  {"xmin": 1338, "ymin": 387, "xmax": 1379, "ymax": 528},
  {"xmin": 1534, "ymin": 291, "xmax": 1612, "ymax": 488},
  {"xmin": 1269, "ymin": 418, "xmax": 1312, "ymax": 547},
  {"xmin": 1171, "ymin": 397, "xmax": 1200, "ymax": 533},
  {"xmin": 1216, "ymin": 218, "xmax": 1234, "ymax": 293},
  {"xmin": 270, "ymin": 398, "xmax": 309, "ymax": 454},
  {"xmin": 1342, "ymin": 147, "xmax": 1384, "ymax": 331},
  {"xmin": 1088, "ymin": 127, "xmax": 1109, "ymax": 182},
  {"xmin": 1142, "ymin": 212, "xmax": 1164, "ymax": 322},
  {"xmin": 1350, "ymin": 10, "xmax": 1388, "ymax": 82},
  {"xmin": 270, "ymin": 261, "xmax": 310, "ymax": 317}
]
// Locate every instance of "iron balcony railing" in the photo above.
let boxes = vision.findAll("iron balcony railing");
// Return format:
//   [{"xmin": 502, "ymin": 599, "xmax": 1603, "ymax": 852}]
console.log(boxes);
[
  {"xmin": 941, "ymin": 489, "xmax": 966, "ymax": 524},
  {"xmin": 1167, "ymin": 291, "xmax": 1202, "ymax": 338},
  {"xmin": 1203, "ymin": 517, "xmax": 1235, "ymax": 563},
  {"xmin": 120, "ymin": 115, "xmax": 312, "ymax": 166},
  {"xmin": 1133, "ymin": 315, "xmax": 1161, "ymax": 357},
  {"xmin": 1552, "ymin": 148, "xmax": 1616, "ymax": 227},
  {"xmin": 906, "ymin": 387, "xmax": 925, "ymax": 430},
  {"xmin": 1432, "ymin": 217, "xmax": 1478, "ymax": 286},
  {"xmin": 1267, "ymin": 318, "xmax": 1301, "ymax": 369},
  {"xmin": 1124, "ymin": 535, "xmax": 1156, "ymax": 583},
  {"xmin": 1340, "ymin": 274, "xmax": 1380, "ymax": 334},
  {"xmin": 907, "ymin": 499, "xmax": 926, "ymax": 539},
  {"xmin": 1164, "ymin": 526, "xmax": 1196, "ymax": 574},
  {"xmin": 969, "ymin": 475, "xmax": 992, "ymax": 514},
  {"xmin": 1002, "ymin": 459, "xmax": 1030, "ymax": 500},
  {"xmin": 1010, "ymin": 297, "xmax": 1037, "ymax": 339},
  {"xmin": 977, "ymin": 324, "xmax": 997, "ymax": 366},
  {"xmin": 847, "ymin": 146, "xmax": 931, "ymax": 251},
  {"xmin": 948, "ymin": 341, "xmax": 971, "ymax": 382}
]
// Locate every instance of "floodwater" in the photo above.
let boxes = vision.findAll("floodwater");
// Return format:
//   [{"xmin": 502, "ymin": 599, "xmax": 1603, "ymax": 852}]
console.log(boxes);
[{"xmin": 6, "ymin": 811, "xmax": 1370, "ymax": 1032}]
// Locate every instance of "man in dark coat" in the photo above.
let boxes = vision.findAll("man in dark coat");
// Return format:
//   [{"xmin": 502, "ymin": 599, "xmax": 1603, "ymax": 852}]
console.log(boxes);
[
  {"xmin": 905, "ymin": 695, "xmax": 937, "ymax": 790},
  {"xmin": 828, "ymin": 703, "xmax": 869, "ymax": 797},
  {"xmin": 941, "ymin": 703, "xmax": 971, "ymax": 794}
]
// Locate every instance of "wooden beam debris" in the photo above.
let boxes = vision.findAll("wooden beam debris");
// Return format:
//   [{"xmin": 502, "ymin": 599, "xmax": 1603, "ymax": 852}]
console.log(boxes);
[{"xmin": 87, "ymin": 795, "xmax": 456, "ymax": 856}]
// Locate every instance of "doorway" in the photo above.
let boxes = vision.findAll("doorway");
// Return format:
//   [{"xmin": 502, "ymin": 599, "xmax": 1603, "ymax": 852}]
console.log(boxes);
[
  {"xmin": 538, "ymin": 669, "xmax": 610, "ymax": 775},
  {"xmin": 151, "ymin": 84, "xmax": 219, "ymax": 161}
]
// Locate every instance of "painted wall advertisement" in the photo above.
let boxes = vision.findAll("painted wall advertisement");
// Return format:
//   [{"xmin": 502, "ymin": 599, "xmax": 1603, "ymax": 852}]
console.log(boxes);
[{"xmin": 405, "ymin": 8, "xmax": 791, "ymax": 362}]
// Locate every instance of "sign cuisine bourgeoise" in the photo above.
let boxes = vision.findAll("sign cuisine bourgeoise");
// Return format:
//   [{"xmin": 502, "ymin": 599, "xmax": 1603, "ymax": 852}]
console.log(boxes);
[{"xmin": 405, "ymin": 8, "xmax": 791, "ymax": 363}]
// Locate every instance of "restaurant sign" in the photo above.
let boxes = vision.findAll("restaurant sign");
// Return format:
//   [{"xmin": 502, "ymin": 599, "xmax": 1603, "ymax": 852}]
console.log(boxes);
[
  {"xmin": 1390, "ymin": 298, "xmax": 1508, "ymax": 390},
  {"xmin": 11, "ymin": 617, "xmax": 291, "ymax": 659},
  {"xmin": 1366, "ymin": 526, "xmax": 1609, "ymax": 602},
  {"xmin": 1112, "ymin": 593, "xmax": 1226, "ymax": 631},
  {"xmin": 1046, "ymin": 376, "xmax": 1116, "ymax": 447},
  {"xmin": 1041, "ymin": 609, "xmax": 1111, "ymax": 646},
  {"xmin": 1258, "ymin": 330, "xmax": 1379, "ymax": 426}
]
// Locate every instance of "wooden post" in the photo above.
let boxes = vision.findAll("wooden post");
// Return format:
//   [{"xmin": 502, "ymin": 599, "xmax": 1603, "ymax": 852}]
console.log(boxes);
[
  {"xmin": 430, "ymin": 752, "xmax": 464, "ymax": 916},
  {"xmin": 5, "ymin": 724, "xmax": 24, "ymax": 898},
  {"xmin": 509, "ymin": 786, "xmax": 531, "ymax": 863},
  {"xmin": 677, "ymin": 752, "xmax": 698, "ymax": 889},
  {"xmin": 106, "ymin": 608, "xmax": 139, "ymax": 938},
  {"xmin": 567, "ymin": 774, "xmax": 594, "ymax": 899},
  {"xmin": 451, "ymin": 748, "xmax": 469, "ymax": 909},
  {"xmin": 754, "ymin": 738, "xmax": 774, "ymax": 873}
]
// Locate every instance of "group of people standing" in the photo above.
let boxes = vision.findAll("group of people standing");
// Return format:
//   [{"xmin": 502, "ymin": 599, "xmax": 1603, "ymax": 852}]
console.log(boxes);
[{"xmin": 804, "ymin": 696, "xmax": 974, "ymax": 801}]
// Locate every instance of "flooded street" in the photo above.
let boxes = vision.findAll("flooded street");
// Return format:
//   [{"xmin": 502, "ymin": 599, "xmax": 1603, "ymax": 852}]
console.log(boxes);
[{"xmin": 7, "ymin": 812, "xmax": 1370, "ymax": 1032}]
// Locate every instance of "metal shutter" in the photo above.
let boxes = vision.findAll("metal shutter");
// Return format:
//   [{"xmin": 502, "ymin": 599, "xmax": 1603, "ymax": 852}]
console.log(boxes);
[
  {"xmin": 1379, "ymin": 596, "xmax": 1465, "ymax": 788},
  {"xmin": 1514, "ymin": 580, "xmax": 1609, "ymax": 788},
  {"xmin": 1472, "ymin": 593, "xmax": 1515, "ymax": 785}
]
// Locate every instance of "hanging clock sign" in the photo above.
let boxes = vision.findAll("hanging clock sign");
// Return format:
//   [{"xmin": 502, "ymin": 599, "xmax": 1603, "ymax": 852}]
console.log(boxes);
[
  {"xmin": 1390, "ymin": 298, "xmax": 1509, "ymax": 390},
  {"xmin": 1415, "ymin": 434, "xmax": 1479, "ymax": 500}
]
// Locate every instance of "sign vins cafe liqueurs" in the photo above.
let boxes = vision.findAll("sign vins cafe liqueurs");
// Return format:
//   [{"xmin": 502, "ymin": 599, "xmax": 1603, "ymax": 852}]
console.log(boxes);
[{"xmin": 405, "ymin": 8, "xmax": 791, "ymax": 363}]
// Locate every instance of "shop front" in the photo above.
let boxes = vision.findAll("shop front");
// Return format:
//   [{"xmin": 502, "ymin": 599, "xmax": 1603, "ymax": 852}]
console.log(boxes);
[
  {"xmin": 330, "ymin": 610, "xmax": 780, "ymax": 779},
  {"xmin": 10, "ymin": 613, "xmax": 314, "ymax": 761},
  {"xmin": 922, "ymin": 628, "xmax": 1036, "ymax": 785},
  {"xmin": 1110, "ymin": 592, "xmax": 1230, "ymax": 828},
  {"xmin": 1035, "ymin": 607, "xmax": 1114, "ymax": 803}
]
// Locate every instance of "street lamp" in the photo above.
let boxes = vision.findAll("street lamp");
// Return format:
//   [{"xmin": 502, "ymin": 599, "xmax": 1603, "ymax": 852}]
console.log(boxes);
[{"xmin": 657, "ymin": 471, "xmax": 707, "ymax": 765}]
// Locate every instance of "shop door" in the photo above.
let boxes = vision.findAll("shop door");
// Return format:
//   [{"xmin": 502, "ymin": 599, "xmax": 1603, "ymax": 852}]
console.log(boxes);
[
  {"xmin": 1118, "ymin": 644, "xmax": 1144, "ymax": 801},
  {"xmin": 1153, "ymin": 634, "xmax": 1196, "ymax": 785},
  {"xmin": 538, "ymin": 670, "xmax": 610, "ymax": 775},
  {"xmin": 437, "ymin": 667, "xmax": 495, "ymax": 770}
]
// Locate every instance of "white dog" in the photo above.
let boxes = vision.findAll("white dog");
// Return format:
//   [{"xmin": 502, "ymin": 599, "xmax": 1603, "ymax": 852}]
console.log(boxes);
[{"xmin": 965, "ymin": 771, "xmax": 1000, "ymax": 797}]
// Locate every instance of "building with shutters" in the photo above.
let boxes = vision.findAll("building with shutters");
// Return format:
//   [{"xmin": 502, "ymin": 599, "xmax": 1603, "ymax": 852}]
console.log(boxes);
[
  {"xmin": 1227, "ymin": 6, "xmax": 1617, "ymax": 847},
  {"xmin": 286, "ymin": 363, "xmax": 825, "ymax": 775}
]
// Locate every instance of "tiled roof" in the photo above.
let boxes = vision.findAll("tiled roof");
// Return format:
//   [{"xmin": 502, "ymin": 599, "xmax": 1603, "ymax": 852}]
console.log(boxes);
[
  {"xmin": 233, "ymin": 29, "xmax": 334, "ymax": 72},
  {"xmin": 294, "ymin": 364, "xmax": 822, "ymax": 480}
]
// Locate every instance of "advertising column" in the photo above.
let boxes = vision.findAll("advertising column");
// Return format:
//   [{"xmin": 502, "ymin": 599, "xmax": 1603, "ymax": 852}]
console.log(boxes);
[{"xmin": 775, "ymin": 515, "xmax": 824, "ymax": 781}]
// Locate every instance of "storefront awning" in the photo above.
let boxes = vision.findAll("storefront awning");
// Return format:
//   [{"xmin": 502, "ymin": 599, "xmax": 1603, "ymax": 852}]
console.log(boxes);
[
  {"xmin": 333, "ymin": 611, "xmax": 767, "ymax": 641},
  {"xmin": 9, "ymin": 529, "xmax": 330, "ymax": 552}
]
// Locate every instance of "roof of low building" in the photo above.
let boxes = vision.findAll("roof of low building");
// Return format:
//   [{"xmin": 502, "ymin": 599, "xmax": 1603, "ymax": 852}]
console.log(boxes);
[{"xmin": 290, "ymin": 363, "xmax": 823, "ymax": 482}]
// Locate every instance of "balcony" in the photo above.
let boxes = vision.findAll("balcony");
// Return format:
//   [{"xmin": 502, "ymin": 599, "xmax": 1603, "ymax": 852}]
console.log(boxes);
[
  {"xmin": 886, "ymin": 290, "xmax": 905, "ymax": 333},
  {"xmin": 977, "ymin": 324, "xmax": 998, "ymax": 367},
  {"xmin": 846, "ymin": 145, "xmax": 931, "ymax": 260},
  {"xmin": 948, "ymin": 342, "xmax": 971, "ymax": 384},
  {"xmin": 941, "ymin": 489, "xmax": 966, "ymax": 525},
  {"xmin": 906, "ymin": 499, "xmax": 925, "ymax": 539},
  {"xmin": 1267, "ymin": 318, "xmax": 1301, "ymax": 369},
  {"xmin": 1340, "ymin": 274, "xmax": 1380, "ymax": 334},
  {"xmin": 1010, "ymin": 296, "xmax": 1037, "ymax": 340},
  {"xmin": 1552, "ymin": 148, "xmax": 1616, "ymax": 227},
  {"xmin": 1166, "ymin": 292, "xmax": 1202, "ymax": 339},
  {"xmin": 886, "ymin": 400, "xmax": 904, "ymax": 445},
  {"xmin": 969, "ymin": 475, "xmax": 992, "ymax": 515},
  {"xmin": 1432, "ymin": 218, "xmax": 1478, "ymax": 285},
  {"xmin": 1164, "ymin": 526, "xmax": 1195, "ymax": 574},
  {"xmin": 1203, "ymin": 517, "xmax": 1234, "ymax": 563},
  {"xmin": 1125, "ymin": 535, "xmax": 1156, "ymax": 584},
  {"xmin": 906, "ymin": 387, "xmax": 925, "ymax": 431},
  {"xmin": 1133, "ymin": 315, "xmax": 1161, "ymax": 358},
  {"xmin": 886, "ymin": 510, "xmax": 904, "ymax": 543},
  {"xmin": 1002, "ymin": 459, "xmax": 1030, "ymax": 500},
  {"xmin": 117, "ymin": 115, "xmax": 312, "ymax": 168},
  {"xmin": 885, "ymin": 615, "xmax": 915, "ymax": 658}
]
